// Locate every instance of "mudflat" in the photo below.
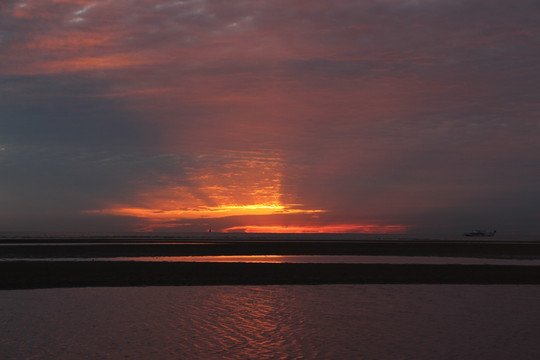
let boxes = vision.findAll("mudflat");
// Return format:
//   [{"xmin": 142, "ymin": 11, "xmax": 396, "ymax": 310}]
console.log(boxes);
[
  {"xmin": 1, "ymin": 261, "xmax": 540, "ymax": 289},
  {"xmin": 2, "ymin": 239, "xmax": 540, "ymax": 258},
  {"xmin": 2, "ymin": 240, "xmax": 540, "ymax": 289}
]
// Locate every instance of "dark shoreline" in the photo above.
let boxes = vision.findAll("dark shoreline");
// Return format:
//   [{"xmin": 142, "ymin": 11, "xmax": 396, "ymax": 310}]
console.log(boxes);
[
  {"xmin": 1, "ymin": 261, "xmax": 540, "ymax": 290},
  {"xmin": 2, "ymin": 240, "xmax": 540, "ymax": 289},
  {"xmin": 3, "ymin": 240, "xmax": 540, "ymax": 258}
]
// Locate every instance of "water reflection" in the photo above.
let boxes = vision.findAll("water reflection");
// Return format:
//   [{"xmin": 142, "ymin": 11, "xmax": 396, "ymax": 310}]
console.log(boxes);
[
  {"xmin": 2, "ymin": 285, "xmax": 540, "ymax": 359},
  {"xmin": 114, "ymin": 255, "xmax": 540, "ymax": 265},
  {"xmin": 179, "ymin": 286, "xmax": 303, "ymax": 359},
  {"xmin": 3, "ymin": 255, "xmax": 540, "ymax": 265}
]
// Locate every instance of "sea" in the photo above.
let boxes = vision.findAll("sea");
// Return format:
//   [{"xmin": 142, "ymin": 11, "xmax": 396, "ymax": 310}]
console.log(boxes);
[
  {"xmin": 1, "ymin": 231, "xmax": 538, "ymax": 242},
  {"xmin": 1, "ymin": 232, "xmax": 540, "ymax": 359},
  {"xmin": 2, "ymin": 285, "xmax": 540, "ymax": 359}
]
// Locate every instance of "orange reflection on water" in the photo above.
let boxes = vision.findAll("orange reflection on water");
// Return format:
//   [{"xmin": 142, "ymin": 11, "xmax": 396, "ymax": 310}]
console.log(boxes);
[
  {"xmin": 197, "ymin": 286, "xmax": 299, "ymax": 358},
  {"xmin": 114, "ymin": 255, "xmax": 288, "ymax": 263}
]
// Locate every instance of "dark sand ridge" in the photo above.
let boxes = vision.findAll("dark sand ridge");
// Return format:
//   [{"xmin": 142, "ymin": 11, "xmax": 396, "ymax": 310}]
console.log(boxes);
[
  {"xmin": 1, "ymin": 240, "xmax": 540, "ymax": 289},
  {"xmin": 2, "ymin": 240, "xmax": 540, "ymax": 258},
  {"xmin": 1, "ymin": 262, "xmax": 540, "ymax": 289}
]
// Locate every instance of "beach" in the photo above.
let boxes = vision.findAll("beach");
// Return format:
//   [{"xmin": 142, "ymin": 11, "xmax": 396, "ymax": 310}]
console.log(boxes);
[
  {"xmin": 2, "ymin": 261, "xmax": 540, "ymax": 289},
  {"xmin": 2, "ymin": 238, "xmax": 540, "ymax": 360},
  {"xmin": 2, "ymin": 238, "xmax": 540, "ymax": 289}
]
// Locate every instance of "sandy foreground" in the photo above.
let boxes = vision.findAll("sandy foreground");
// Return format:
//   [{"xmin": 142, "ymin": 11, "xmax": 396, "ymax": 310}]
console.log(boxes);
[
  {"xmin": 2, "ymin": 261, "xmax": 540, "ymax": 289},
  {"xmin": 1, "ymin": 240, "xmax": 540, "ymax": 288}
]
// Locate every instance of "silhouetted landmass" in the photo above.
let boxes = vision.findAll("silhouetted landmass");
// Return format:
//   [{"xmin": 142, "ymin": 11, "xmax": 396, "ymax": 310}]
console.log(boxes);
[
  {"xmin": 2, "ymin": 240, "xmax": 540, "ymax": 289},
  {"xmin": 1, "ymin": 262, "xmax": 540, "ymax": 289},
  {"xmin": 2, "ymin": 240, "xmax": 540, "ymax": 258}
]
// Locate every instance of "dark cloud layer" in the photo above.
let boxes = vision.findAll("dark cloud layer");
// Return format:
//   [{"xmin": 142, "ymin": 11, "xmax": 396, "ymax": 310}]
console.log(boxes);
[{"xmin": 1, "ymin": 0, "xmax": 539, "ymax": 233}]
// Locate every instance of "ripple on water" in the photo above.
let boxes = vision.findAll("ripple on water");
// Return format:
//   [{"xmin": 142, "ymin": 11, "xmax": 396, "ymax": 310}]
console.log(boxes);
[{"xmin": 1, "ymin": 285, "xmax": 540, "ymax": 359}]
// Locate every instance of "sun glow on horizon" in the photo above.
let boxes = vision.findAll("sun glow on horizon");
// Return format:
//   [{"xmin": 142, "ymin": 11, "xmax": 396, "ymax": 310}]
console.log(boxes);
[
  {"xmin": 90, "ymin": 202, "xmax": 324, "ymax": 220},
  {"xmin": 223, "ymin": 224, "xmax": 409, "ymax": 234},
  {"xmin": 87, "ymin": 151, "xmax": 408, "ymax": 233},
  {"xmin": 88, "ymin": 151, "xmax": 328, "ymax": 230}
]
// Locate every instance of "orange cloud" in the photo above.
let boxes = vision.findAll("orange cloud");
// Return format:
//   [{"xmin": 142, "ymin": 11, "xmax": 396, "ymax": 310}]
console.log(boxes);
[
  {"xmin": 87, "ymin": 151, "xmax": 325, "ymax": 230},
  {"xmin": 223, "ymin": 224, "xmax": 409, "ymax": 234},
  {"xmin": 87, "ymin": 149, "xmax": 409, "ymax": 233},
  {"xmin": 7, "ymin": 53, "xmax": 152, "ymax": 75},
  {"xmin": 40, "ymin": 53, "xmax": 151, "ymax": 73},
  {"xmin": 22, "ymin": 32, "xmax": 115, "ymax": 52},
  {"xmin": 92, "ymin": 203, "xmax": 323, "ymax": 220}
]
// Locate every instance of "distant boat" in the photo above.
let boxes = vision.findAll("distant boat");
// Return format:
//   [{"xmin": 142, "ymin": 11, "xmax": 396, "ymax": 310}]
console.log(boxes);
[{"xmin": 464, "ymin": 230, "xmax": 496, "ymax": 237}]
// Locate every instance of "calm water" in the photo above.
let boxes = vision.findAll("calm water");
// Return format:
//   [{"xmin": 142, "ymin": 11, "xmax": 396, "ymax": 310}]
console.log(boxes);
[
  {"xmin": 4, "ymin": 255, "xmax": 540, "ymax": 265},
  {"xmin": 1, "ymin": 285, "xmax": 540, "ymax": 359},
  {"xmin": 1, "ymin": 231, "xmax": 538, "ymax": 242}
]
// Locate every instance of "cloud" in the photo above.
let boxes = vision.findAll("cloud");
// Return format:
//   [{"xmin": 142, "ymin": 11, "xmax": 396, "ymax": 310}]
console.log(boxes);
[{"xmin": 1, "ymin": 0, "xmax": 539, "ymax": 233}]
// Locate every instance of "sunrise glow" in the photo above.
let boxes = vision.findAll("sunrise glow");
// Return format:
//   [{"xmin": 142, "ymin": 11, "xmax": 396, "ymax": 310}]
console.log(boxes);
[
  {"xmin": 91, "ymin": 203, "xmax": 324, "ymax": 220},
  {"xmin": 87, "ymin": 151, "xmax": 336, "ymax": 231},
  {"xmin": 223, "ymin": 225, "xmax": 409, "ymax": 234},
  {"xmin": 3, "ymin": 0, "xmax": 538, "ymax": 234}
]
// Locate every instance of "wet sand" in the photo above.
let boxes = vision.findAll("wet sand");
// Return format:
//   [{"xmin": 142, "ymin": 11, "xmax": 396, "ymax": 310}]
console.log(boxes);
[
  {"xmin": 1, "ymin": 261, "xmax": 540, "ymax": 289},
  {"xmin": 2, "ymin": 239, "xmax": 540, "ymax": 258},
  {"xmin": 1, "ymin": 240, "xmax": 540, "ymax": 289}
]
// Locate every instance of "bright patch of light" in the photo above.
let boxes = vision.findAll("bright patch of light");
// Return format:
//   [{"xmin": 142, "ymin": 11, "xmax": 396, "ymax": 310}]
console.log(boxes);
[
  {"xmin": 88, "ymin": 151, "xmax": 325, "ymax": 231},
  {"xmin": 224, "ymin": 225, "xmax": 409, "ymax": 234},
  {"xmin": 90, "ymin": 203, "xmax": 324, "ymax": 220}
]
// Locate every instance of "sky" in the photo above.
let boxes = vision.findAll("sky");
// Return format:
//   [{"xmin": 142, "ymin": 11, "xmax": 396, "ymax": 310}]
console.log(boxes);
[{"xmin": 1, "ymin": 0, "xmax": 539, "ymax": 234}]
